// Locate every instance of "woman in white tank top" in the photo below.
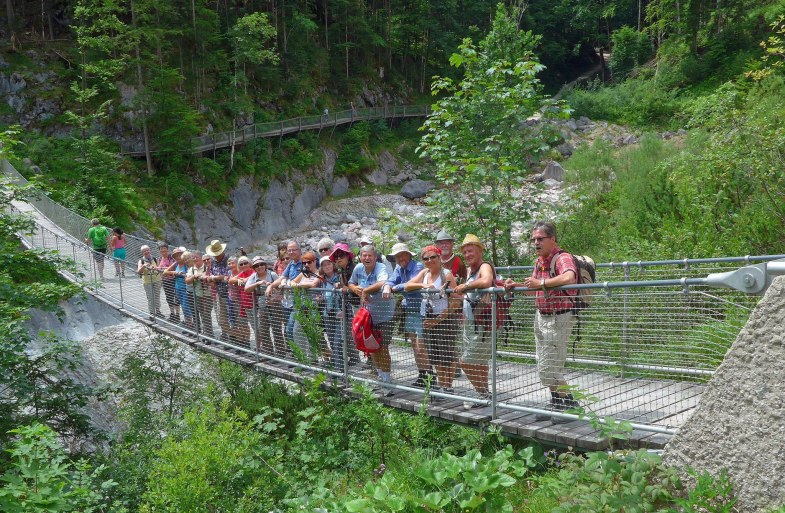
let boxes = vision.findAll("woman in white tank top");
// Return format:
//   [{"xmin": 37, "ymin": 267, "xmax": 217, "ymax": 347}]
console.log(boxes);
[{"xmin": 404, "ymin": 245, "xmax": 461, "ymax": 392}]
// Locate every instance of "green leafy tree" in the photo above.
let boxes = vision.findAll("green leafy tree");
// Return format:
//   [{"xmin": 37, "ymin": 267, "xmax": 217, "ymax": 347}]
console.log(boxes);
[
  {"xmin": 0, "ymin": 424, "xmax": 116, "ymax": 512},
  {"xmin": 0, "ymin": 129, "xmax": 96, "ymax": 453},
  {"xmin": 609, "ymin": 26, "xmax": 653, "ymax": 79},
  {"xmin": 418, "ymin": 3, "xmax": 570, "ymax": 265}
]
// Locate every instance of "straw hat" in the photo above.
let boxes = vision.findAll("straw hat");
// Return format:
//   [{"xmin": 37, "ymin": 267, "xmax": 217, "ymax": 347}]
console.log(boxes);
[
  {"xmin": 205, "ymin": 239, "xmax": 227, "ymax": 257},
  {"xmin": 460, "ymin": 234, "xmax": 484, "ymax": 252}
]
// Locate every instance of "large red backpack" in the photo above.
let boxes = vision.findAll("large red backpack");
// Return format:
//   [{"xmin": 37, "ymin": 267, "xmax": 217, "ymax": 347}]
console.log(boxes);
[{"xmin": 352, "ymin": 306, "xmax": 382, "ymax": 354}]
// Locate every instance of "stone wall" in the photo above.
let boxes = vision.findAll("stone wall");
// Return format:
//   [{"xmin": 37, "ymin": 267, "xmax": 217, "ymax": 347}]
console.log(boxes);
[{"xmin": 663, "ymin": 276, "xmax": 785, "ymax": 512}]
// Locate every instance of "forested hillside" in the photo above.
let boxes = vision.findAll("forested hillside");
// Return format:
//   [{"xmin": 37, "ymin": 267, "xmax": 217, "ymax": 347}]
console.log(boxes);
[{"xmin": 2, "ymin": 1, "xmax": 785, "ymax": 511}]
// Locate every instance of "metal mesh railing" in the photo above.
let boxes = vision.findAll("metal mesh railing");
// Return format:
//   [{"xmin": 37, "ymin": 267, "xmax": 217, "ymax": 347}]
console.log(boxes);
[
  {"xmin": 119, "ymin": 105, "xmax": 432, "ymax": 155},
  {"xmin": 16, "ymin": 216, "xmax": 762, "ymax": 434},
  {"xmin": 4, "ymin": 158, "xmax": 773, "ymax": 434}
]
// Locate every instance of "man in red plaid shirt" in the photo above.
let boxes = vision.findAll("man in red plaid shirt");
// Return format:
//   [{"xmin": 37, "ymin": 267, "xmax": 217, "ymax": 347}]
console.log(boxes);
[{"xmin": 505, "ymin": 221, "xmax": 578, "ymax": 422}]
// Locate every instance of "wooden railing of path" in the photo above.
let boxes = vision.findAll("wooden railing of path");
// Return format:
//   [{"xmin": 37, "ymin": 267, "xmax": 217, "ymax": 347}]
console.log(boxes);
[{"xmin": 119, "ymin": 105, "xmax": 431, "ymax": 156}]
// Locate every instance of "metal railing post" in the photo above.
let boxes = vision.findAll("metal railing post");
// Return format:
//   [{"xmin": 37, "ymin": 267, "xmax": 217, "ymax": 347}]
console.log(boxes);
[
  {"xmin": 252, "ymin": 293, "xmax": 260, "ymax": 363},
  {"xmin": 621, "ymin": 263, "xmax": 630, "ymax": 378},
  {"xmin": 341, "ymin": 290, "xmax": 348, "ymax": 383},
  {"xmin": 491, "ymin": 292, "xmax": 498, "ymax": 420},
  {"xmin": 118, "ymin": 266, "xmax": 124, "ymax": 308}
]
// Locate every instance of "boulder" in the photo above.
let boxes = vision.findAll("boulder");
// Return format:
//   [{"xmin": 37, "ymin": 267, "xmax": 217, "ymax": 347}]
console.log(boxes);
[
  {"xmin": 663, "ymin": 276, "xmax": 785, "ymax": 512},
  {"xmin": 331, "ymin": 176, "xmax": 349, "ymax": 196},
  {"xmin": 555, "ymin": 142, "xmax": 574, "ymax": 157},
  {"xmin": 541, "ymin": 178, "xmax": 561, "ymax": 188},
  {"xmin": 565, "ymin": 119, "xmax": 578, "ymax": 131},
  {"xmin": 0, "ymin": 72, "xmax": 26, "ymax": 95},
  {"xmin": 366, "ymin": 168, "xmax": 388, "ymax": 185},
  {"xmin": 622, "ymin": 134, "xmax": 638, "ymax": 145},
  {"xmin": 400, "ymin": 179, "xmax": 433, "ymax": 199},
  {"xmin": 542, "ymin": 161, "xmax": 565, "ymax": 182}
]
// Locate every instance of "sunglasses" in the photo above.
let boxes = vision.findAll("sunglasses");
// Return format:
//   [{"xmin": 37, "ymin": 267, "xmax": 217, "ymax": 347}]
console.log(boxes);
[
  {"xmin": 239, "ymin": 262, "xmax": 250, "ymax": 267},
  {"xmin": 253, "ymin": 263, "xmax": 265, "ymax": 268},
  {"xmin": 319, "ymin": 248, "xmax": 331, "ymax": 253},
  {"xmin": 422, "ymin": 255, "xmax": 439, "ymax": 262},
  {"xmin": 302, "ymin": 259, "xmax": 315, "ymax": 264}
]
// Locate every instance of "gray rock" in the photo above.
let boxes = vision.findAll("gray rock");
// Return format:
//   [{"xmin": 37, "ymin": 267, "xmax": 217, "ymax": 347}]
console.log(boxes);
[
  {"xmin": 542, "ymin": 161, "xmax": 565, "ymax": 182},
  {"xmin": 378, "ymin": 150, "xmax": 398, "ymax": 176},
  {"xmin": 663, "ymin": 276, "xmax": 785, "ymax": 513},
  {"xmin": 622, "ymin": 134, "xmax": 638, "ymax": 145},
  {"xmin": 662, "ymin": 131, "xmax": 674, "ymax": 140},
  {"xmin": 331, "ymin": 176, "xmax": 349, "ymax": 196},
  {"xmin": 0, "ymin": 72, "xmax": 26, "ymax": 95},
  {"xmin": 541, "ymin": 178, "xmax": 561, "ymax": 188},
  {"xmin": 555, "ymin": 142, "xmax": 574, "ymax": 157},
  {"xmin": 7, "ymin": 95, "xmax": 25, "ymax": 114},
  {"xmin": 677, "ymin": 128, "xmax": 687, "ymax": 135},
  {"xmin": 565, "ymin": 119, "xmax": 578, "ymax": 131},
  {"xmin": 400, "ymin": 179, "xmax": 434, "ymax": 199},
  {"xmin": 366, "ymin": 168, "xmax": 388, "ymax": 185},
  {"xmin": 331, "ymin": 231, "xmax": 348, "ymax": 243}
]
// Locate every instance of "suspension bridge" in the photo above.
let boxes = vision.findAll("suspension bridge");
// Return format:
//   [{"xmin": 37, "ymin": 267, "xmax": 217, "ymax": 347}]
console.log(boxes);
[
  {"xmin": 5, "ymin": 158, "xmax": 783, "ymax": 451},
  {"xmin": 119, "ymin": 105, "xmax": 431, "ymax": 156}
]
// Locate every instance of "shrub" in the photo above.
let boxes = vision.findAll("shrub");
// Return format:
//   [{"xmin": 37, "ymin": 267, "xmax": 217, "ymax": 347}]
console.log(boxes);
[{"xmin": 609, "ymin": 27, "xmax": 653, "ymax": 80}]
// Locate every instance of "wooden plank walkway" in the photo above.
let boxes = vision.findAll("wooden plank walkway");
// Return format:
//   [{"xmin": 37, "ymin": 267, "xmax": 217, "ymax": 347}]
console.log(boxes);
[
  {"xmin": 120, "ymin": 105, "xmax": 431, "ymax": 156},
  {"xmin": 14, "ymin": 197, "xmax": 705, "ymax": 452}
]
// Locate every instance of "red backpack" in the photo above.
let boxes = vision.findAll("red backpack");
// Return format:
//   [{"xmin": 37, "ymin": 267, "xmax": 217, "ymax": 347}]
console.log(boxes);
[{"xmin": 352, "ymin": 306, "xmax": 382, "ymax": 354}]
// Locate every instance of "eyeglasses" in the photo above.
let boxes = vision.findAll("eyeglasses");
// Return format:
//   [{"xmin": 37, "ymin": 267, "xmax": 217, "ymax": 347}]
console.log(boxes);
[
  {"xmin": 319, "ymin": 248, "xmax": 330, "ymax": 253},
  {"xmin": 422, "ymin": 255, "xmax": 439, "ymax": 262},
  {"xmin": 302, "ymin": 260, "xmax": 315, "ymax": 264},
  {"xmin": 239, "ymin": 262, "xmax": 249, "ymax": 267},
  {"xmin": 334, "ymin": 252, "xmax": 347, "ymax": 259},
  {"xmin": 287, "ymin": 249, "xmax": 299, "ymax": 253},
  {"xmin": 253, "ymin": 263, "xmax": 264, "ymax": 268},
  {"xmin": 530, "ymin": 236, "xmax": 553, "ymax": 244}
]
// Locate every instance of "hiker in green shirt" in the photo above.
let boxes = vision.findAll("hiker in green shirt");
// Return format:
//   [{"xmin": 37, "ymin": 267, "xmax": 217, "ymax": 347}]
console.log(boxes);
[{"xmin": 85, "ymin": 218, "xmax": 111, "ymax": 280}]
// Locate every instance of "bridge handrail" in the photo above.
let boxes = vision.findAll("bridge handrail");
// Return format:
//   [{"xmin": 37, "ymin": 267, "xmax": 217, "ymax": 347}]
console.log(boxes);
[
  {"xmin": 14, "ymin": 199, "xmax": 772, "ymax": 437},
  {"xmin": 119, "ymin": 104, "xmax": 432, "ymax": 155},
  {"xmin": 5, "ymin": 156, "xmax": 783, "ymax": 288}
]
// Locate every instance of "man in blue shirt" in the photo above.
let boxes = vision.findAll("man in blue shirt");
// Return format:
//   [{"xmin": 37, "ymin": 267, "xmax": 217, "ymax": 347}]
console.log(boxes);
[
  {"xmin": 383, "ymin": 242, "xmax": 430, "ymax": 387},
  {"xmin": 350, "ymin": 245, "xmax": 395, "ymax": 384},
  {"xmin": 267, "ymin": 240, "xmax": 303, "ymax": 348}
]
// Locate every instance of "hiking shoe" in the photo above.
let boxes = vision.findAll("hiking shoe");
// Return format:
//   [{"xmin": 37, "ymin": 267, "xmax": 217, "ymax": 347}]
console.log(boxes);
[{"xmin": 411, "ymin": 376, "xmax": 426, "ymax": 388}]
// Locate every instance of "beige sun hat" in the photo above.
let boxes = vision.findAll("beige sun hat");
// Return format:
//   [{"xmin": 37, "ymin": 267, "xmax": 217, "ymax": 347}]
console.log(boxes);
[
  {"xmin": 205, "ymin": 239, "xmax": 227, "ymax": 257},
  {"xmin": 460, "ymin": 234, "xmax": 484, "ymax": 252},
  {"xmin": 388, "ymin": 242, "xmax": 415, "ymax": 258},
  {"xmin": 172, "ymin": 246, "xmax": 186, "ymax": 256}
]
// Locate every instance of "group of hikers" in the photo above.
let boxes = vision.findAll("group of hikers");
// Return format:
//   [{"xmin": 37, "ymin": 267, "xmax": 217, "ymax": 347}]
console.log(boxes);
[{"xmin": 86, "ymin": 219, "xmax": 583, "ymax": 419}]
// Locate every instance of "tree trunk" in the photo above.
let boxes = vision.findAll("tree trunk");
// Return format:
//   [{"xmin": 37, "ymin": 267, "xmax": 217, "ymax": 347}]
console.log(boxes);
[
  {"xmin": 131, "ymin": 1, "xmax": 154, "ymax": 177},
  {"xmin": 6, "ymin": 0, "xmax": 17, "ymax": 50}
]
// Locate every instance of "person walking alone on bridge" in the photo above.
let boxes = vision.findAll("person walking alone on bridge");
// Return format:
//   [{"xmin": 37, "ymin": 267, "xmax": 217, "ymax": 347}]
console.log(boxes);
[
  {"xmin": 111, "ymin": 227, "xmax": 127, "ymax": 277},
  {"xmin": 84, "ymin": 218, "xmax": 111, "ymax": 281},
  {"xmin": 504, "ymin": 221, "xmax": 579, "ymax": 423}
]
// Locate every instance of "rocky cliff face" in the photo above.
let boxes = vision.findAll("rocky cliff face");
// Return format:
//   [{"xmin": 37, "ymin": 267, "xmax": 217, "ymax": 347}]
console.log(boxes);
[{"xmin": 160, "ymin": 148, "xmax": 431, "ymax": 254}]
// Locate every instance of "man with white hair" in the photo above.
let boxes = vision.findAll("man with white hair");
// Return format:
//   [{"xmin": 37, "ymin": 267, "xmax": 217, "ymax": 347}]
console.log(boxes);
[
  {"xmin": 137, "ymin": 244, "xmax": 162, "ymax": 319},
  {"xmin": 267, "ymin": 240, "xmax": 303, "ymax": 347}
]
